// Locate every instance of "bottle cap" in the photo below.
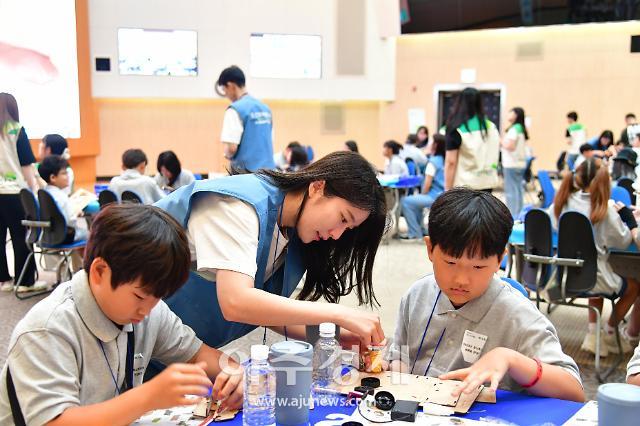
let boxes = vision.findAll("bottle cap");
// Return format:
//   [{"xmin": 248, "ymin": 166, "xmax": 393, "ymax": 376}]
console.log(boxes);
[
  {"xmin": 251, "ymin": 344, "xmax": 269, "ymax": 361},
  {"xmin": 361, "ymin": 377, "xmax": 381, "ymax": 388},
  {"xmin": 319, "ymin": 322, "xmax": 336, "ymax": 336}
]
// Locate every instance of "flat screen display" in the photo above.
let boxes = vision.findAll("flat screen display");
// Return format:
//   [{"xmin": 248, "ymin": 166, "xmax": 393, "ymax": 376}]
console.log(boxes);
[
  {"xmin": 250, "ymin": 33, "xmax": 322, "ymax": 79},
  {"xmin": 0, "ymin": 0, "xmax": 80, "ymax": 138},
  {"xmin": 118, "ymin": 28, "xmax": 198, "ymax": 76}
]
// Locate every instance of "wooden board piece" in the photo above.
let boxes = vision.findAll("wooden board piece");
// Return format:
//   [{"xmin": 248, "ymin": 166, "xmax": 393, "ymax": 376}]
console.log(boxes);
[{"xmin": 334, "ymin": 370, "xmax": 491, "ymax": 413}]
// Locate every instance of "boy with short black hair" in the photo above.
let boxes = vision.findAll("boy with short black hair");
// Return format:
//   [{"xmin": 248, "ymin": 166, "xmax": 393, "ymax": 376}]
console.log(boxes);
[
  {"xmin": 0, "ymin": 204, "xmax": 243, "ymax": 425},
  {"xmin": 388, "ymin": 188, "xmax": 584, "ymax": 402},
  {"xmin": 573, "ymin": 143, "xmax": 594, "ymax": 170},
  {"xmin": 109, "ymin": 148, "xmax": 165, "ymax": 204},
  {"xmin": 38, "ymin": 154, "xmax": 87, "ymax": 242}
]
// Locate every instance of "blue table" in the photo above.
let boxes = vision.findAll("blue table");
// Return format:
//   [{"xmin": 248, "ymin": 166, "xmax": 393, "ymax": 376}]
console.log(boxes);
[{"xmin": 224, "ymin": 390, "xmax": 583, "ymax": 425}]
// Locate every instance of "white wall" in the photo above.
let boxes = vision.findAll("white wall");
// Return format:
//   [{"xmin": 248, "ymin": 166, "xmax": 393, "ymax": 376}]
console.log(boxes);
[{"xmin": 89, "ymin": 0, "xmax": 396, "ymax": 100}]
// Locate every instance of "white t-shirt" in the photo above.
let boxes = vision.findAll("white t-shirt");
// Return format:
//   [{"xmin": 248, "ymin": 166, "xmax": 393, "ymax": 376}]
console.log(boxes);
[
  {"xmin": 384, "ymin": 155, "xmax": 409, "ymax": 176},
  {"xmin": 187, "ymin": 194, "xmax": 288, "ymax": 283},
  {"xmin": 425, "ymin": 162, "xmax": 437, "ymax": 177},
  {"xmin": 501, "ymin": 125, "xmax": 527, "ymax": 169},
  {"xmin": 220, "ymin": 108, "xmax": 275, "ymax": 146}
]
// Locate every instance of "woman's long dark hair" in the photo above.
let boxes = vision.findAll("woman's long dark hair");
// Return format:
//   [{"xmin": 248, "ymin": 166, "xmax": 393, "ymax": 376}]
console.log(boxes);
[
  {"xmin": 157, "ymin": 150, "xmax": 182, "ymax": 187},
  {"xmin": 256, "ymin": 151, "xmax": 388, "ymax": 307},
  {"xmin": 0, "ymin": 93, "xmax": 20, "ymax": 135},
  {"xmin": 511, "ymin": 107, "xmax": 529, "ymax": 140},
  {"xmin": 446, "ymin": 88, "xmax": 488, "ymax": 138}
]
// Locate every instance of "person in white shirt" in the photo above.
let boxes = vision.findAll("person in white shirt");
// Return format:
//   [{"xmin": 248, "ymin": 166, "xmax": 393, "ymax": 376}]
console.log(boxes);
[
  {"xmin": 109, "ymin": 149, "xmax": 165, "ymax": 205},
  {"xmin": 38, "ymin": 155, "xmax": 87, "ymax": 242},
  {"xmin": 273, "ymin": 141, "xmax": 302, "ymax": 171},
  {"xmin": 38, "ymin": 134, "xmax": 74, "ymax": 195},
  {"xmin": 154, "ymin": 150, "xmax": 195, "ymax": 193},
  {"xmin": 383, "ymin": 140, "xmax": 409, "ymax": 176},
  {"xmin": 400, "ymin": 134, "xmax": 427, "ymax": 171},
  {"xmin": 501, "ymin": 107, "xmax": 529, "ymax": 218}
]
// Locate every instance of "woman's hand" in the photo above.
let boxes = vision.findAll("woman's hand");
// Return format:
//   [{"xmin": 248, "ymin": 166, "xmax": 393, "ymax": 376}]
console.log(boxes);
[{"xmin": 333, "ymin": 305, "xmax": 385, "ymax": 347}]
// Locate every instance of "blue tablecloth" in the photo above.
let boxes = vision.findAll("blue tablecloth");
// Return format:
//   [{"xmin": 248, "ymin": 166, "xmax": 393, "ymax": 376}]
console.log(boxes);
[{"xmin": 224, "ymin": 390, "xmax": 583, "ymax": 426}]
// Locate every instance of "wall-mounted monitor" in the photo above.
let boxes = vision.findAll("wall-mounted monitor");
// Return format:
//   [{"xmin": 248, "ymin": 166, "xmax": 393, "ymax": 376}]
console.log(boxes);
[
  {"xmin": 250, "ymin": 33, "xmax": 321, "ymax": 79},
  {"xmin": 118, "ymin": 28, "xmax": 197, "ymax": 76}
]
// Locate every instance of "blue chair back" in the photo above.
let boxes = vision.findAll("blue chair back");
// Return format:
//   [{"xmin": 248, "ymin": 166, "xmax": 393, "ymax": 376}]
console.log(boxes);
[
  {"xmin": 617, "ymin": 177, "xmax": 636, "ymax": 205},
  {"xmin": 552, "ymin": 211, "xmax": 598, "ymax": 299},
  {"xmin": 193, "ymin": 173, "xmax": 203, "ymax": 180},
  {"xmin": 522, "ymin": 208, "xmax": 554, "ymax": 291},
  {"xmin": 500, "ymin": 277, "xmax": 529, "ymax": 298},
  {"xmin": 405, "ymin": 158, "xmax": 417, "ymax": 176},
  {"xmin": 611, "ymin": 185, "xmax": 632, "ymax": 206},
  {"xmin": 37, "ymin": 190, "xmax": 69, "ymax": 246},
  {"xmin": 121, "ymin": 190, "xmax": 143, "ymax": 204},
  {"xmin": 98, "ymin": 189, "xmax": 118, "ymax": 209},
  {"xmin": 305, "ymin": 146, "xmax": 314, "ymax": 162},
  {"xmin": 537, "ymin": 170, "xmax": 555, "ymax": 208}
]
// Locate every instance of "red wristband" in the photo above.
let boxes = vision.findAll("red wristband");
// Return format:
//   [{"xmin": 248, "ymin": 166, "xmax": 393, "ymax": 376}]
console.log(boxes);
[{"xmin": 521, "ymin": 357, "xmax": 543, "ymax": 388}]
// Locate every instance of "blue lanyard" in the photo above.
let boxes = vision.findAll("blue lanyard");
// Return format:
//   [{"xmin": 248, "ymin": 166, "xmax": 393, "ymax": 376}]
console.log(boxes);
[
  {"xmin": 410, "ymin": 290, "xmax": 446, "ymax": 376},
  {"xmin": 263, "ymin": 203, "xmax": 288, "ymax": 345}
]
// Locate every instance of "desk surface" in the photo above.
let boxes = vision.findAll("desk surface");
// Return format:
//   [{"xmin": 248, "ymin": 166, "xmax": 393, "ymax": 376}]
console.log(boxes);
[{"xmin": 136, "ymin": 390, "xmax": 583, "ymax": 426}]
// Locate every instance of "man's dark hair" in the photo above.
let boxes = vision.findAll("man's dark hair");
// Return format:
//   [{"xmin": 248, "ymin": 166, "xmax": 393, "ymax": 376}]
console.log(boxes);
[
  {"xmin": 344, "ymin": 140, "xmax": 359, "ymax": 153},
  {"xmin": 405, "ymin": 134, "xmax": 418, "ymax": 145},
  {"xmin": 567, "ymin": 111, "xmax": 578, "ymax": 121},
  {"xmin": 384, "ymin": 140, "xmax": 403, "ymax": 155},
  {"xmin": 43, "ymin": 134, "xmax": 68, "ymax": 155},
  {"xmin": 217, "ymin": 65, "xmax": 245, "ymax": 88},
  {"xmin": 83, "ymin": 204, "xmax": 191, "ymax": 299},
  {"xmin": 38, "ymin": 155, "xmax": 68, "ymax": 184},
  {"xmin": 122, "ymin": 149, "xmax": 148, "ymax": 169},
  {"xmin": 429, "ymin": 188, "xmax": 513, "ymax": 259},
  {"xmin": 286, "ymin": 141, "xmax": 302, "ymax": 150},
  {"xmin": 579, "ymin": 143, "xmax": 594, "ymax": 154},
  {"xmin": 626, "ymin": 113, "xmax": 636, "ymax": 120}
]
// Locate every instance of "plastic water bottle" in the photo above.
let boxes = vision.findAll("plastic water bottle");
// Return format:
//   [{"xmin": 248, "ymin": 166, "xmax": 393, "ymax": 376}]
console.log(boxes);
[
  {"xmin": 312, "ymin": 323, "xmax": 341, "ymax": 405},
  {"xmin": 243, "ymin": 345, "xmax": 276, "ymax": 426}
]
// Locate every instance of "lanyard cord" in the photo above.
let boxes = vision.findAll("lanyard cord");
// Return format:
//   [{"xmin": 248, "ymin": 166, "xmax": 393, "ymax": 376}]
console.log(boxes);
[
  {"xmin": 263, "ymin": 202, "xmax": 288, "ymax": 345},
  {"xmin": 410, "ymin": 290, "xmax": 446, "ymax": 376},
  {"xmin": 98, "ymin": 340, "xmax": 121, "ymax": 396}
]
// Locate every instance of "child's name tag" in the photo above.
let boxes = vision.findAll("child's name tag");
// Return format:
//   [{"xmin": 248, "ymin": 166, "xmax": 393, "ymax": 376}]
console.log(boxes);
[{"xmin": 461, "ymin": 330, "xmax": 488, "ymax": 363}]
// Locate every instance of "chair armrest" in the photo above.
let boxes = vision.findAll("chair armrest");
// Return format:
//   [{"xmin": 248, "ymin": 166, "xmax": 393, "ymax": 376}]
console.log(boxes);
[
  {"xmin": 523, "ymin": 254, "xmax": 584, "ymax": 267},
  {"xmin": 21, "ymin": 220, "xmax": 50, "ymax": 228}
]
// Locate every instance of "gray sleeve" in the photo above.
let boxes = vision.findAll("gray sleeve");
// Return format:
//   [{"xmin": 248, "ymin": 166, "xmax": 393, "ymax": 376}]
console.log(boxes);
[
  {"xmin": 7, "ymin": 331, "xmax": 81, "ymax": 426},
  {"xmin": 151, "ymin": 301, "xmax": 203, "ymax": 365},
  {"xmin": 148, "ymin": 178, "xmax": 166, "ymax": 202},
  {"xmin": 627, "ymin": 342, "xmax": 640, "ymax": 380},
  {"xmin": 387, "ymin": 294, "xmax": 410, "ymax": 363},
  {"xmin": 516, "ymin": 316, "xmax": 582, "ymax": 386},
  {"xmin": 603, "ymin": 206, "xmax": 632, "ymax": 249}
]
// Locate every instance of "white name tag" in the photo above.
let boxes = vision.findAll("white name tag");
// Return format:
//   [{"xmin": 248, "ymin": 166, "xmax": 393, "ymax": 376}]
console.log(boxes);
[{"xmin": 461, "ymin": 330, "xmax": 488, "ymax": 363}]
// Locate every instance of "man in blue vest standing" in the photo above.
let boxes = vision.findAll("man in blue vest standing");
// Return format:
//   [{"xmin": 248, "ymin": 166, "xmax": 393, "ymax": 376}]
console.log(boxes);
[{"xmin": 216, "ymin": 65, "xmax": 276, "ymax": 171}]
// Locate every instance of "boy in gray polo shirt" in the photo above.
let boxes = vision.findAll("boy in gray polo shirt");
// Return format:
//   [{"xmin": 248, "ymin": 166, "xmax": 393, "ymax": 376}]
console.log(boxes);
[
  {"xmin": 0, "ymin": 204, "xmax": 243, "ymax": 425},
  {"xmin": 388, "ymin": 188, "xmax": 584, "ymax": 402},
  {"xmin": 628, "ymin": 343, "xmax": 640, "ymax": 386}
]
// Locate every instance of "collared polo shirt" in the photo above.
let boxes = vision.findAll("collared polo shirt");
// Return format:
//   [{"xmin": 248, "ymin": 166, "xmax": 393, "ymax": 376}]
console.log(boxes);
[
  {"xmin": 0, "ymin": 271, "xmax": 202, "ymax": 426},
  {"xmin": 389, "ymin": 274, "xmax": 581, "ymax": 392}
]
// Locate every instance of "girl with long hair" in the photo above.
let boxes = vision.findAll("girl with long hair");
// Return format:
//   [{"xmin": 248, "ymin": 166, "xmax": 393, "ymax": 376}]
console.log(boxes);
[
  {"xmin": 444, "ymin": 88, "xmax": 500, "ymax": 191},
  {"xmin": 550, "ymin": 158, "xmax": 639, "ymax": 356},
  {"xmin": 155, "ymin": 150, "xmax": 195, "ymax": 192},
  {"xmin": 501, "ymin": 107, "xmax": 529, "ymax": 218},
  {"xmin": 156, "ymin": 151, "xmax": 388, "ymax": 350}
]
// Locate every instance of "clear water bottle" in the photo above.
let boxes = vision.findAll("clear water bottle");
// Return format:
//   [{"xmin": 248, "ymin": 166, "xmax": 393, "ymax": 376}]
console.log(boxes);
[
  {"xmin": 312, "ymin": 323, "xmax": 341, "ymax": 405},
  {"xmin": 243, "ymin": 345, "xmax": 276, "ymax": 426}
]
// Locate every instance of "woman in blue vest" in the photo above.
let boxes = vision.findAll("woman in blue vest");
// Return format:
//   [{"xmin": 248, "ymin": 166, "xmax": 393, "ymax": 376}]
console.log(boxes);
[
  {"xmin": 399, "ymin": 134, "xmax": 446, "ymax": 241},
  {"xmin": 156, "ymin": 151, "xmax": 387, "ymax": 350}
]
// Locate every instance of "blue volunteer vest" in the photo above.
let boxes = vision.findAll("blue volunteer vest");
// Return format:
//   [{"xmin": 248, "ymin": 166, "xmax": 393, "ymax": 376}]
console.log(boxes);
[
  {"xmin": 230, "ymin": 95, "xmax": 276, "ymax": 171},
  {"xmin": 155, "ymin": 174, "xmax": 305, "ymax": 348},
  {"xmin": 427, "ymin": 155, "xmax": 445, "ymax": 198}
]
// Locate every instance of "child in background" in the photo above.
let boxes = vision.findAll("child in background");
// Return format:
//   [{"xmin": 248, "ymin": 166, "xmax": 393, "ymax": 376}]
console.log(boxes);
[
  {"xmin": 154, "ymin": 150, "xmax": 195, "ymax": 192},
  {"xmin": 284, "ymin": 145, "xmax": 309, "ymax": 172},
  {"xmin": 549, "ymin": 158, "xmax": 640, "ymax": 356},
  {"xmin": 573, "ymin": 143, "xmax": 594, "ymax": 170},
  {"xmin": 399, "ymin": 134, "xmax": 446, "ymax": 241},
  {"xmin": 38, "ymin": 155, "xmax": 87, "ymax": 242},
  {"xmin": 0, "ymin": 204, "xmax": 243, "ymax": 425},
  {"xmin": 38, "ymin": 134, "xmax": 74, "ymax": 194},
  {"xmin": 388, "ymin": 188, "xmax": 584, "ymax": 402},
  {"xmin": 565, "ymin": 111, "xmax": 587, "ymax": 170},
  {"xmin": 628, "ymin": 344, "xmax": 640, "ymax": 386},
  {"xmin": 109, "ymin": 148, "xmax": 165, "ymax": 204},
  {"xmin": 383, "ymin": 140, "xmax": 409, "ymax": 176}
]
